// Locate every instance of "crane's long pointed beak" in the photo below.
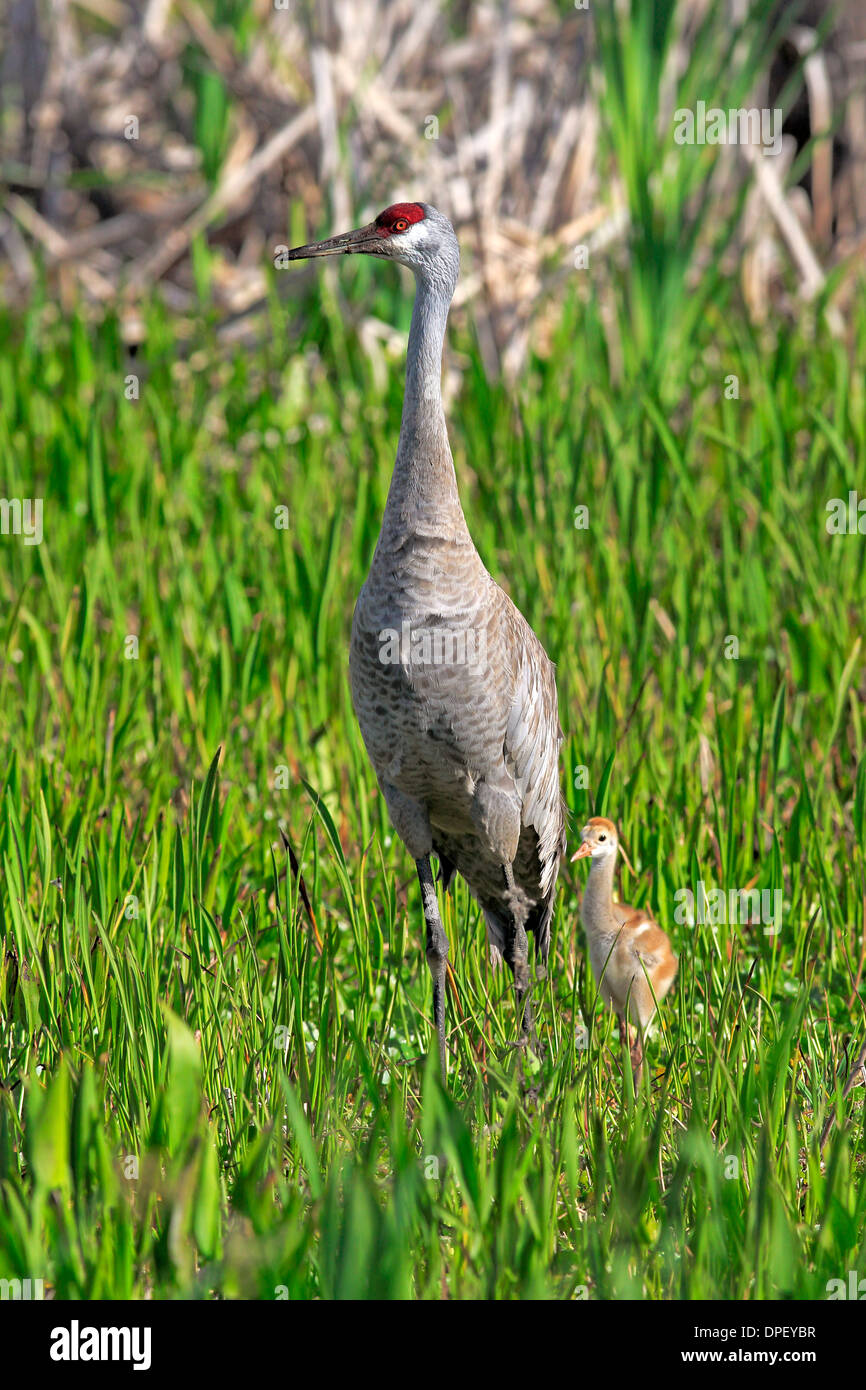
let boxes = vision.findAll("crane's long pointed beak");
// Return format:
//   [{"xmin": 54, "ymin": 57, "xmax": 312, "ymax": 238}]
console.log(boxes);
[
  {"xmin": 287, "ymin": 221, "xmax": 383, "ymax": 260},
  {"xmin": 571, "ymin": 843, "xmax": 593, "ymax": 861}
]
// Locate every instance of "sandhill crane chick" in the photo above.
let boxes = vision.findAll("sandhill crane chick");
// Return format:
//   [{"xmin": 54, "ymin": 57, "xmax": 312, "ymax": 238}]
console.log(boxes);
[
  {"xmin": 571, "ymin": 817, "xmax": 677, "ymax": 1084},
  {"xmin": 288, "ymin": 203, "xmax": 566, "ymax": 1072}
]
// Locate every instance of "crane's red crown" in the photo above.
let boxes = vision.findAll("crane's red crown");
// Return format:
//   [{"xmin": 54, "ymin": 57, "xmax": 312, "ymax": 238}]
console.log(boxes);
[{"xmin": 375, "ymin": 202, "xmax": 426, "ymax": 234}]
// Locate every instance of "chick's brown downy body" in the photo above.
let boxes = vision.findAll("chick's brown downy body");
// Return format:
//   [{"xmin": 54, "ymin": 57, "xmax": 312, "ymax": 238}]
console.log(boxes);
[{"xmin": 573, "ymin": 817, "xmax": 677, "ymax": 1083}]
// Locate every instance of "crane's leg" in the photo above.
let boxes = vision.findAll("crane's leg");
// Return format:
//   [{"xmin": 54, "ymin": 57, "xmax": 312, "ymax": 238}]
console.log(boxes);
[
  {"xmin": 501, "ymin": 863, "xmax": 538, "ymax": 1052},
  {"xmin": 416, "ymin": 856, "xmax": 449, "ymax": 1075}
]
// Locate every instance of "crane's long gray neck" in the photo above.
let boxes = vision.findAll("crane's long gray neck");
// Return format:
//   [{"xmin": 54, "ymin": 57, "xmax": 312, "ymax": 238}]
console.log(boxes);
[
  {"xmin": 380, "ymin": 270, "xmax": 468, "ymax": 540},
  {"xmin": 582, "ymin": 854, "xmax": 619, "ymax": 932}
]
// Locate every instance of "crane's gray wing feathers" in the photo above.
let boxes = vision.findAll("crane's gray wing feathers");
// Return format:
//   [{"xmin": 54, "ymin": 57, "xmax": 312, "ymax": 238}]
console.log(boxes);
[{"xmin": 501, "ymin": 601, "xmax": 567, "ymax": 961}]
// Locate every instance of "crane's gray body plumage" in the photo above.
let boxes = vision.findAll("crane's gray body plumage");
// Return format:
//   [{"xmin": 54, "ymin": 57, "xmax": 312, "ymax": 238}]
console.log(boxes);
[{"xmin": 351, "ymin": 528, "xmax": 565, "ymax": 967}]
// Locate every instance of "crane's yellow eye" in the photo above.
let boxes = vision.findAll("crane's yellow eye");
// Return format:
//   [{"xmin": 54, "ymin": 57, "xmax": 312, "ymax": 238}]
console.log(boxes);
[{"xmin": 394, "ymin": 218, "xmax": 408, "ymax": 231}]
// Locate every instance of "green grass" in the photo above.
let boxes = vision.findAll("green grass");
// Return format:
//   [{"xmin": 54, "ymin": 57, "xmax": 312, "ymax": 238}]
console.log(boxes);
[{"xmin": 1, "ymin": 240, "xmax": 864, "ymax": 1297}]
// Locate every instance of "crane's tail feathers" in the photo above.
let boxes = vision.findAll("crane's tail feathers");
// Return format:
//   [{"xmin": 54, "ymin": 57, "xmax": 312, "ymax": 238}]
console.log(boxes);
[
  {"xmin": 532, "ymin": 815, "xmax": 566, "ymax": 968},
  {"xmin": 527, "ymin": 892, "xmax": 555, "ymax": 972},
  {"xmin": 484, "ymin": 894, "xmax": 555, "ymax": 973},
  {"xmin": 435, "ymin": 849, "xmax": 457, "ymax": 893}
]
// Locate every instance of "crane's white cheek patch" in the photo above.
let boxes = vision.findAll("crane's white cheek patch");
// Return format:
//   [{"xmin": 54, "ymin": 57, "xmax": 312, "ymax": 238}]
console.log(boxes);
[
  {"xmin": 404, "ymin": 220, "xmax": 433, "ymax": 247},
  {"xmin": 391, "ymin": 220, "xmax": 434, "ymax": 259}
]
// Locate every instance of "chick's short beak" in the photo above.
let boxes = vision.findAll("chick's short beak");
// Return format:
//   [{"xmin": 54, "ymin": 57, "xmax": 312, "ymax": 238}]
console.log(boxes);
[{"xmin": 571, "ymin": 842, "xmax": 593, "ymax": 861}]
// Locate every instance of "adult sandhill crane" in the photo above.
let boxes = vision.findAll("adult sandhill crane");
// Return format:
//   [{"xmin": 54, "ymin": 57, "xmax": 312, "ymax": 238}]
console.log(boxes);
[
  {"xmin": 572, "ymin": 817, "xmax": 678, "ymax": 1085},
  {"xmin": 288, "ymin": 202, "xmax": 566, "ymax": 1072}
]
